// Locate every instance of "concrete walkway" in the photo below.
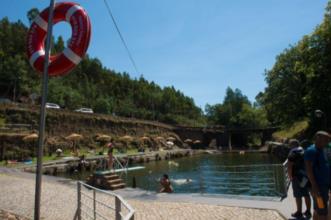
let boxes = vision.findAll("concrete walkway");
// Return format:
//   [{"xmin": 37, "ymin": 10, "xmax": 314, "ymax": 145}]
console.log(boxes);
[{"xmin": 116, "ymin": 185, "xmax": 300, "ymax": 219}]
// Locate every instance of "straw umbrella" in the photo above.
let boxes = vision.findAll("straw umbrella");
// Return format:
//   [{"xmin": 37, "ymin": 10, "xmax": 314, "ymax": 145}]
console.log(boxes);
[
  {"xmin": 65, "ymin": 133, "xmax": 83, "ymax": 156},
  {"xmin": 96, "ymin": 134, "xmax": 111, "ymax": 142},
  {"xmin": 184, "ymin": 139, "xmax": 193, "ymax": 143},
  {"xmin": 166, "ymin": 141, "xmax": 174, "ymax": 146},
  {"xmin": 96, "ymin": 134, "xmax": 111, "ymax": 153},
  {"xmin": 23, "ymin": 133, "xmax": 38, "ymax": 142},
  {"xmin": 139, "ymin": 136, "xmax": 150, "ymax": 150},
  {"xmin": 65, "ymin": 133, "xmax": 83, "ymax": 141},
  {"xmin": 119, "ymin": 135, "xmax": 133, "ymax": 142},
  {"xmin": 155, "ymin": 136, "xmax": 164, "ymax": 141},
  {"xmin": 22, "ymin": 133, "xmax": 38, "ymax": 160},
  {"xmin": 46, "ymin": 137, "xmax": 58, "ymax": 156},
  {"xmin": 140, "ymin": 136, "xmax": 150, "ymax": 141},
  {"xmin": 193, "ymin": 140, "xmax": 201, "ymax": 144},
  {"xmin": 119, "ymin": 135, "xmax": 133, "ymax": 152}
]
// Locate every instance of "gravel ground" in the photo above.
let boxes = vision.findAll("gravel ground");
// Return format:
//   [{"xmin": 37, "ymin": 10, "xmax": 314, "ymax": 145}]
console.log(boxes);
[
  {"xmin": 0, "ymin": 210, "xmax": 28, "ymax": 220},
  {"xmin": 0, "ymin": 171, "xmax": 284, "ymax": 220}
]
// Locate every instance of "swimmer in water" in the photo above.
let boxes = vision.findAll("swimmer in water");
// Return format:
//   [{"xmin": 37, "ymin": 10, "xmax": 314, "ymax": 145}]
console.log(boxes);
[
  {"xmin": 159, "ymin": 174, "xmax": 173, "ymax": 193},
  {"xmin": 172, "ymin": 178, "xmax": 193, "ymax": 185},
  {"xmin": 168, "ymin": 161, "xmax": 179, "ymax": 167}
]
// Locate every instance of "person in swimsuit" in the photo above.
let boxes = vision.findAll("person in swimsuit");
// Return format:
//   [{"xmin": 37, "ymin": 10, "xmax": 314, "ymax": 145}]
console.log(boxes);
[{"xmin": 160, "ymin": 174, "xmax": 173, "ymax": 193}]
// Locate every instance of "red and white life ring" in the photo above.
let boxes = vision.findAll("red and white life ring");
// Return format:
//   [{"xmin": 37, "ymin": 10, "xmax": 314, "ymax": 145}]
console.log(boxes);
[{"xmin": 27, "ymin": 2, "xmax": 91, "ymax": 77}]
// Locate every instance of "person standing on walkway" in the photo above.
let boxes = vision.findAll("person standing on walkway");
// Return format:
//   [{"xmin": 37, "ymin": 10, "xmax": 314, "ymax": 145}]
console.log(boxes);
[
  {"xmin": 305, "ymin": 131, "xmax": 331, "ymax": 220},
  {"xmin": 288, "ymin": 139, "xmax": 311, "ymax": 219}
]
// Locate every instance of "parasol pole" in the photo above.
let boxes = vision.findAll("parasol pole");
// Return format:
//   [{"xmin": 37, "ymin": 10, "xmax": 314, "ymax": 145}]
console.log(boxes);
[{"xmin": 34, "ymin": 0, "xmax": 55, "ymax": 219}]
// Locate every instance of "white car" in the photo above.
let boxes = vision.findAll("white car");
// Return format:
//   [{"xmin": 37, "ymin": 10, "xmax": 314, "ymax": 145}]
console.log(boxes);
[
  {"xmin": 75, "ymin": 108, "xmax": 94, "ymax": 113},
  {"xmin": 45, "ymin": 103, "xmax": 60, "ymax": 109}
]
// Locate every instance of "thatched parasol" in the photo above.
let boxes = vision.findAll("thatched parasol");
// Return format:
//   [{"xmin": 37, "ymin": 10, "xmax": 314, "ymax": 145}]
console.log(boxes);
[
  {"xmin": 65, "ymin": 133, "xmax": 83, "ymax": 156},
  {"xmin": 193, "ymin": 140, "xmax": 201, "ymax": 144},
  {"xmin": 46, "ymin": 137, "xmax": 57, "ymax": 145},
  {"xmin": 65, "ymin": 133, "xmax": 83, "ymax": 141},
  {"xmin": 96, "ymin": 134, "xmax": 111, "ymax": 142},
  {"xmin": 155, "ymin": 136, "xmax": 164, "ymax": 141},
  {"xmin": 23, "ymin": 133, "xmax": 38, "ymax": 142},
  {"xmin": 166, "ymin": 141, "xmax": 174, "ymax": 146},
  {"xmin": 119, "ymin": 135, "xmax": 133, "ymax": 142},
  {"xmin": 184, "ymin": 139, "xmax": 193, "ymax": 143},
  {"xmin": 140, "ymin": 136, "xmax": 150, "ymax": 141}
]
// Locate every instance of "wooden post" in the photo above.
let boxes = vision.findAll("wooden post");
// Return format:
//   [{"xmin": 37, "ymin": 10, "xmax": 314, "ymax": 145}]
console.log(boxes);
[{"xmin": 228, "ymin": 132, "xmax": 232, "ymax": 151}]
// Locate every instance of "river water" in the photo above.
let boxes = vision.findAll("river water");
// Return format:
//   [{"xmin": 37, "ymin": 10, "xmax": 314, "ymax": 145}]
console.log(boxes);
[{"xmin": 65, "ymin": 153, "xmax": 286, "ymax": 197}]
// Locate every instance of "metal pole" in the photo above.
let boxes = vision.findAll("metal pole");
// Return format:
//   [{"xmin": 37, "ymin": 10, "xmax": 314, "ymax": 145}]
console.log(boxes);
[
  {"xmin": 115, "ymin": 196, "xmax": 121, "ymax": 220},
  {"xmin": 77, "ymin": 182, "xmax": 81, "ymax": 220},
  {"xmin": 34, "ymin": 0, "xmax": 55, "ymax": 219},
  {"xmin": 93, "ymin": 190, "xmax": 96, "ymax": 220}
]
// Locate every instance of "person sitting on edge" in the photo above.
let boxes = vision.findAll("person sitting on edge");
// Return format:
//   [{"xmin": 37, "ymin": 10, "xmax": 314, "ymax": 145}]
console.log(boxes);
[
  {"xmin": 288, "ymin": 139, "xmax": 311, "ymax": 219},
  {"xmin": 160, "ymin": 174, "xmax": 173, "ymax": 193},
  {"xmin": 305, "ymin": 131, "xmax": 331, "ymax": 220},
  {"xmin": 107, "ymin": 141, "xmax": 114, "ymax": 171}
]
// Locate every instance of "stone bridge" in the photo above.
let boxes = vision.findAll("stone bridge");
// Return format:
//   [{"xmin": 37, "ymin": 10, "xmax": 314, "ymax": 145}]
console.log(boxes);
[{"xmin": 173, "ymin": 126, "xmax": 279, "ymax": 150}]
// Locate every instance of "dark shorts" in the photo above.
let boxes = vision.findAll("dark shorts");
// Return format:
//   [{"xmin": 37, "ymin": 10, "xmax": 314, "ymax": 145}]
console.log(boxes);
[
  {"xmin": 312, "ymin": 186, "xmax": 329, "ymax": 216},
  {"xmin": 292, "ymin": 177, "xmax": 309, "ymax": 198}
]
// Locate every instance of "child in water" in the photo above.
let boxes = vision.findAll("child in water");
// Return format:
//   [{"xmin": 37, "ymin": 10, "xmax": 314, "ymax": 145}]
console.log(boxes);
[{"xmin": 159, "ymin": 174, "xmax": 173, "ymax": 193}]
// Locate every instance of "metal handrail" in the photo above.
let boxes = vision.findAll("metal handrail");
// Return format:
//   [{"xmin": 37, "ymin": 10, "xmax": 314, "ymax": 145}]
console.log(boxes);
[
  {"xmin": 282, "ymin": 159, "xmax": 291, "ymax": 192},
  {"xmin": 76, "ymin": 181, "xmax": 134, "ymax": 220},
  {"xmin": 113, "ymin": 156, "xmax": 129, "ymax": 178}
]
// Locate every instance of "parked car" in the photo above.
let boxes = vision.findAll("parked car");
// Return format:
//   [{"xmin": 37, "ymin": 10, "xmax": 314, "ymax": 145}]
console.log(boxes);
[
  {"xmin": 75, "ymin": 108, "xmax": 94, "ymax": 113},
  {"xmin": 45, "ymin": 103, "xmax": 60, "ymax": 109}
]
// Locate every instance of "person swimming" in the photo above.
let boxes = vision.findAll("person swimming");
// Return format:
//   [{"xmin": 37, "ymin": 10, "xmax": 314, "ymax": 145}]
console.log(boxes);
[
  {"xmin": 159, "ymin": 174, "xmax": 173, "ymax": 193},
  {"xmin": 168, "ymin": 161, "xmax": 179, "ymax": 167},
  {"xmin": 172, "ymin": 178, "xmax": 193, "ymax": 185}
]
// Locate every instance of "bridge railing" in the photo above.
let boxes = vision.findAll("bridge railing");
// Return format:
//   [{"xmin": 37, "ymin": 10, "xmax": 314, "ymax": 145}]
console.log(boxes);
[{"xmin": 76, "ymin": 181, "xmax": 134, "ymax": 220}]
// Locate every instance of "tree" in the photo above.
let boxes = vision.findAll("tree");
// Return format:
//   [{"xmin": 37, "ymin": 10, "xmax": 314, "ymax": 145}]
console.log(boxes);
[
  {"xmin": 27, "ymin": 8, "xmax": 39, "ymax": 25},
  {"xmin": 258, "ymin": 2, "xmax": 331, "ymax": 128},
  {"xmin": 205, "ymin": 87, "xmax": 267, "ymax": 128},
  {"xmin": 0, "ymin": 15, "xmax": 206, "ymax": 126}
]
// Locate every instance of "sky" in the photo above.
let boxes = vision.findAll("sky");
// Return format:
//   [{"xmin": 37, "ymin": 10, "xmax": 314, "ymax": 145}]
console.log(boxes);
[{"xmin": 0, "ymin": 0, "xmax": 328, "ymax": 109}]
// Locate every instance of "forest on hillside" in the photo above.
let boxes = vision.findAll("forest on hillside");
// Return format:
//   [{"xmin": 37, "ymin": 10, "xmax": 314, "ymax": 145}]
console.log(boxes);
[
  {"xmin": 0, "ymin": 10, "xmax": 205, "ymax": 126},
  {"xmin": 1, "ymin": 2, "xmax": 331, "ymax": 132},
  {"xmin": 257, "ymin": 2, "xmax": 331, "ymax": 132}
]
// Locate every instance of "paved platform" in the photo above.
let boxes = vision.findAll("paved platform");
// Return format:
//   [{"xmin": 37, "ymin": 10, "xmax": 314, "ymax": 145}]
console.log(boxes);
[
  {"xmin": 116, "ymin": 185, "xmax": 299, "ymax": 219},
  {"xmin": 0, "ymin": 168, "xmax": 286, "ymax": 220}
]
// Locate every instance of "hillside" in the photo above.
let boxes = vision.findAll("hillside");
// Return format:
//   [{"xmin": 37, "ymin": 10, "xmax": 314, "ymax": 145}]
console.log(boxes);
[
  {"xmin": 0, "ymin": 16, "xmax": 205, "ymax": 126},
  {"xmin": 0, "ymin": 103, "xmax": 183, "ymax": 160}
]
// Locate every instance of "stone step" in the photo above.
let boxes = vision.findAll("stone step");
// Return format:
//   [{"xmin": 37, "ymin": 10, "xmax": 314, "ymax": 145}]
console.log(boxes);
[
  {"xmin": 103, "ymin": 174, "xmax": 119, "ymax": 180},
  {"xmin": 107, "ymin": 179, "xmax": 123, "ymax": 185},
  {"xmin": 110, "ymin": 183, "xmax": 126, "ymax": 190}
]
